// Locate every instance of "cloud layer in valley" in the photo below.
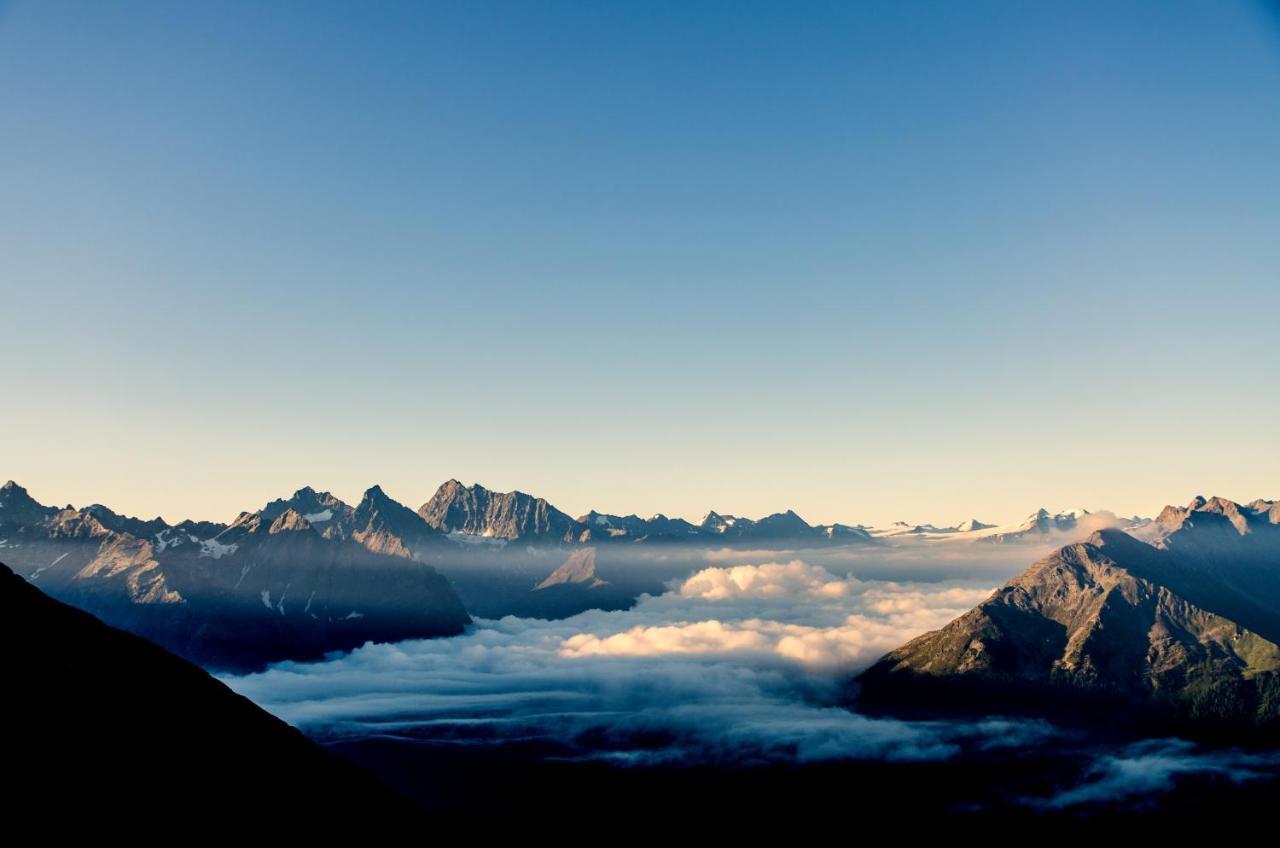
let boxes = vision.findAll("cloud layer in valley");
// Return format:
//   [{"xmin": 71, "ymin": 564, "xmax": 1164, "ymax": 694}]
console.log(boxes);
[
  {"xmin": 222, "ymin": 557, "xmax": 1280, "ymax": 807},
  {"xmin": 224, "ymin": 559, "xmax": 1006, "ymax": 764},
  {"xmin": 561, "ymin": 561, "xmax": 993, "ymax": 666}
]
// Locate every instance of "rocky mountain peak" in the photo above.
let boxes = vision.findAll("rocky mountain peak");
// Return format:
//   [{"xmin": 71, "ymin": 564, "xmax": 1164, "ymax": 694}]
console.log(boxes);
[
  {"xmin": 45, "ymin": 508, "xmax": 113, "ymax": 540},
  {"xmin": 858, "ymin": 517, "xmax": 1280, "ymax": 728},
  {"xmin": 0, "ymin": 481, "xmax": 56, "ymax": 526},
  {"xmin": 535, "ymin": 548, "xmax": 607, "ymax": 590},
  {"xmin": 348, "ymin": 485, "xmax": 442, "ymax": 559},
  {"xmin": 418, "ymin": 480, "xmax": 579, "ymax": 542},
  {"xmin": 1152, "ymin": 496, "xmax": 1275, "ymax": 543},
  {"xmin": 227, "ymin": 511, "xmax": 265, "ymax": 534},
  {"xmin": 81, "ymin": 504, "xmax": 169, "ymax": 537},
  {"xmin": 1197, "ymin": 496, "xmax": 1250, "ymax": 530},
  {"xmin": 758, "ymin": 509, "xmax": 812, "ymax": 529},
  {"xmin": 259, "ymin": 487, "xmax": 352, "ymax": 538},
  {"xmin": 268, "ymin": 509, "xmax": 313, "ymax": 535},
  {"xmin": 699, "ymin": 511, "xmax": 733, "ymax": 531},
  {"xmin": 954, "ymin": 519, "xmax": 991, "ymax": 532}
]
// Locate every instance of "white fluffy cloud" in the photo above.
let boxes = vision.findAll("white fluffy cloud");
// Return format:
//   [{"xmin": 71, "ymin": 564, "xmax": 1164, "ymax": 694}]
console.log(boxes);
[
  {"xmin": 678, "ymin": 560, "xmax": 855, "ymax": 600},
  {"xmin": 557, "ymin": 561, "xmax": 993, "ymax": 667}
]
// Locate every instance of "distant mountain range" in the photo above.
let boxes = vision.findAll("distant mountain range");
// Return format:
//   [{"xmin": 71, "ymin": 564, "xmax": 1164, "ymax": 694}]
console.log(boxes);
[
  {"xmin": 862, "ymin": 507, "xmax": 1151, "ymax": 545},
  {"xmin": 857, "ymin": 496, "xmax": 1280, "ymax": 732},
  {"xmin": 0, "ymin": 476, "xmax": 1166, "ymax": 669},
  {"xmin": 0, "ymin": 560, "xmax": 419, "ymax": 828},
  {"xmin": 0, "ymin": 481, "xmax": 470, "ymax": 671},
  {"xmin": 4, "ymin": 477, "xmax": 1147, "ymax": 553}
]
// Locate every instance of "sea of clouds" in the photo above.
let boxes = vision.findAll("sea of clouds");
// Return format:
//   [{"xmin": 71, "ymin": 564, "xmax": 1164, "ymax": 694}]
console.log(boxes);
[
  {"xmin": 224, "ymin": 560, "xmax": 1011, "ymax": 759},
  {"xmin": 222, "ymin": 555, "xmax": 1280, "ymax": 806}
]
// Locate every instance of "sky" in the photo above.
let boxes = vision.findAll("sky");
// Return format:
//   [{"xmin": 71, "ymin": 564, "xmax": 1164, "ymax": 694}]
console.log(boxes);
[{"xmin": 1, "ymin": 1, "xmax": 1278, "ymax": 527}]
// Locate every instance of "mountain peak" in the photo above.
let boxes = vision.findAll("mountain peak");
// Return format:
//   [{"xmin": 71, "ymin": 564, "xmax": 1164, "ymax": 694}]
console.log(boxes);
[
  {"xmin": 859, "ymin": 519, "xmax": 1280, "ymax": 728},
  {"xmin": 535, "ymin": 548, "xmax": 607, "ymax": 590},
  {"xmin": 954, "ymin": 518, "xmax": 991, "ymax": 532},
  {"xmin": 0, "ymin": 482, "xmax": 57, "ymax": 525},
  {"xmin": 228, "ymin": 511, "xmax": 264, "ymax": 533},
  {"xmin": 419, "ymin": 480, "xmax": 578, "ymax": 541},
  {"xmin": 268, "ymin": 509, "xmax": 313, "ymax": 534},
  {"xmin": 1152, "ymin": 495, "xmax": 1268, "ymax": 540}
]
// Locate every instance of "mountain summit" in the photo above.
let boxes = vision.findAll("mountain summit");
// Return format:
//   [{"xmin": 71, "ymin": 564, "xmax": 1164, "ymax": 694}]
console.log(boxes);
[
  {"xmin": 418, "ymin": 480, "xmax": 581, "ymax": 542},
  {"xmin": 857, "ymin": 497, "xmax": 1280, "ymax": 730}
]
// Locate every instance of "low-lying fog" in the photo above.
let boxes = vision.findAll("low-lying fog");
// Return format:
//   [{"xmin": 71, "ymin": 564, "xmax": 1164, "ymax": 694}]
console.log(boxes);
[{"xmin": 222, "ymin": 543, "xmax": 1280, "ymax": 809}]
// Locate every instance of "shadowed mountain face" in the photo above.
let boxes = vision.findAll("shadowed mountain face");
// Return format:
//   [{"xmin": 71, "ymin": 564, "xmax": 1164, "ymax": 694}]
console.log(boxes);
[
  {"xmin": 0, "ymin": 480, "xmax": 56, "ymax": 526},
  {"xmin": 857, "ymin": 497, "xmax": 1280, "ymax": 731},
  {"xmin": 258, "ymin": 484, "xmax": 452, "ymax": 557},
  {"xmin": 0, "ymin": 562, "xmax": 420, "ymax": 828},
  {"xmin": 0, "ymin": 484, "xmax": 470, "ymax": 671}
]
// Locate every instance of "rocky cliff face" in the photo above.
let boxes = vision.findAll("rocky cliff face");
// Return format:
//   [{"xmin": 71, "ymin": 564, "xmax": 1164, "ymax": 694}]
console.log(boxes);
[
  {"xmin": 0, "ymin": 561, "xmax": 420, "ymax": 828},
  {"xmin": 346, "ymin": 484, "xmax": 445, "ymax": 557},
  {"xmin": 257, "ymin": 484, "xmax": 448, "ymax": 558},
  {"xmin": 419, "ymin": 479, "xmax": 582, "ymax": 542},
  {"xmin": 576, "ymin": 511, "xmax": 701, "ymax": 543},
  {"xmin": 535, "ymin": 547, "xmax": 607, "ymax": 590},
  {"xmin": 260, "ymin": 486, "xmax": 356, "ymax": 539},
  {"xmin": 857, "ymin": 497, "xmax": 1280, "ymax": 730},
  {"xmin": 0, "ymin": 480, "xmax": 56, "ymax": 526}
]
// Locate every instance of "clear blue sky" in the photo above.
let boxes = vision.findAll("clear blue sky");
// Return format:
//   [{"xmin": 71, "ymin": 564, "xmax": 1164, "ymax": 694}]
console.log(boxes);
[{"xmin": 2, "ymin": 1, "xmax": 1278, "ymax": 526}]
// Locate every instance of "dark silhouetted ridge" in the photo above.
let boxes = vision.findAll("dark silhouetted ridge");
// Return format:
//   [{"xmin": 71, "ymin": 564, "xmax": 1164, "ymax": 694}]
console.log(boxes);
[{"xmin": 0, "ymin": 561, "xmax": 422, "ymax": 830}]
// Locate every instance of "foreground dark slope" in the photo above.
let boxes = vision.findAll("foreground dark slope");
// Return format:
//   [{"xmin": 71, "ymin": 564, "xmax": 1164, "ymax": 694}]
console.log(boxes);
[
  {"xmin": 857, "ymin": 497, "xmax": 1280, "ymax": 732},
  {"xmin": 0, "ymin": 562, "xmax": 421, "ymax": 828}
]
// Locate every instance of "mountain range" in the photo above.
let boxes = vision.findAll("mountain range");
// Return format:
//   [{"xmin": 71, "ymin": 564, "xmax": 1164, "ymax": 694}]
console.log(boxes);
[
  {"xmin": 0, "ymin": 476, "xmax": 1166, "ymax": 670},
  {"xmin": 857, "ymin": 496, "xmax": 1280, "ymax": 732},
  {"xmin": 3, "ymin": 477, "xmax": 1143, "ymax": 558},
  {"xmin": 862, "ymin": 507, "xmax": 1151, "ymax": 545},
  {"xmin": 0, "ymin": 480, "xmax": 470, "ymax": 670}
]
